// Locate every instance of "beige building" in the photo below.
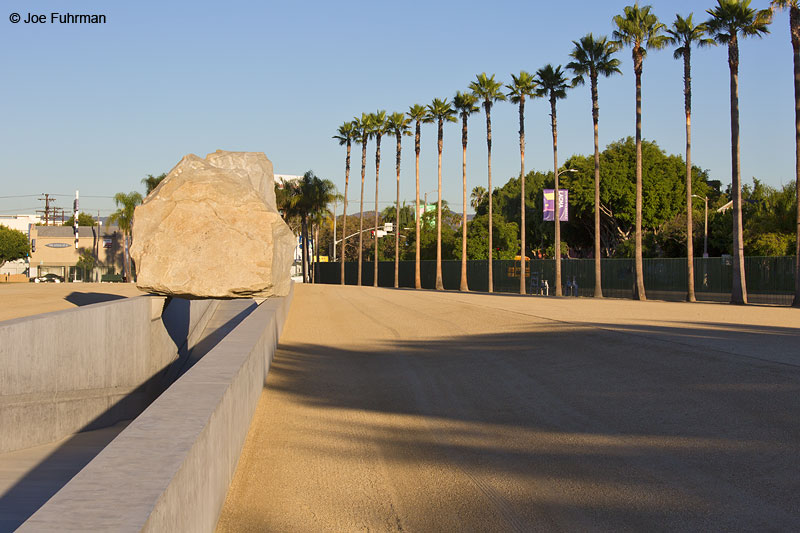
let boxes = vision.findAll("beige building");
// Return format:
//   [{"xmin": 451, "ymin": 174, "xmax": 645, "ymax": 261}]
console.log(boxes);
[{"xmin": 29, "ymin": 225, "xmax": 125, "ymax": 281}]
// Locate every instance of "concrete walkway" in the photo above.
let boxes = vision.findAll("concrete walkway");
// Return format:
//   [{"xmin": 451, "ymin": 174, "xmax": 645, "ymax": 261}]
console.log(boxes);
[{"xmin": 216, "ymin": 285, "xmax": 800, "ymax": 532}]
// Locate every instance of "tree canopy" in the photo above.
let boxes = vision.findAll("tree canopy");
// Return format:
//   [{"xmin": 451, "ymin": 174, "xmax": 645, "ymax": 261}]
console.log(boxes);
[{"xmin": 0, "ymin": 225, "xmax": 30, "ymax": 267}]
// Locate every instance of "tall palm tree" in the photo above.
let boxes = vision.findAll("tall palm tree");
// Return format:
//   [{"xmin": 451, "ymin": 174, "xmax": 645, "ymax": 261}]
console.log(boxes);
[
  {"xmin": 535, "ymin": 64, "xmax": 572, "ymax": 297},
  {"xmin": 427, "ymin": 98, "xmax": 457, "ymax": 291},
  {"xmin": 288, "ymin": 171, "xmax": 337, "ymax": 283},
  {"xmin": 666, "ymin": 15, "xmax": 714, "ymax": 303},
  {"xmin": 613, "ymin": 3, "xmax": 668, "ymax": 301},
  {"xmin": 386, "ymin": 112, "xmax": 412, "ymax": 288},
  {"xmin": 506, "ymin": 71, "xmax": 538, "ymax": 295},
  {"xmin": 771, "ymin": 0, "xmax": 800, "ymax": 307},
  {"xmin": 109, "ymin": 191, "xmax": 143, "ymax": 282},
  {"xmin": 407, "ymin": 104, "xmax": 431, "ymax": 289},
  {"xmin": 567, "ymin": 34, "xmax": 622, "ymax": 299},
  {"xmin": 333, "ymin": 120, "xmax": 357, "ymax": 285},
  {"xmin": 353, "ymin": 113, "xmax": 373, "ymax": 286},
  {"xmin": 469, "ymin": 73, "xmax": 506, "ymax": 293},
  {"xmin": 370, "ymin": 110, "xmax": 388, "ymax": 287},
  {"xmin": 706, "ymin": 0, "xmax": 772, "ymax": 305},
  {"xmin": 453, "ymin": 91, "xmax": 480, "ymax": 292}
]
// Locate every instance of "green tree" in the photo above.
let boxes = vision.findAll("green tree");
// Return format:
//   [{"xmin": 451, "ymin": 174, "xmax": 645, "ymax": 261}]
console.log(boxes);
[
  {"xmin": 76, "ymin": 248, "xmax": 96, "ymax": 271},
  {"xmin": 706, "ymin": 0, "xmax": 772, "ymax": 304},
  {"xmin": 568, "ymin": 34, "xmax": 622, "ymax": 297},
  {"xmin": 613, "ymin": 3, "xmax": 668, "ymax": 300},
  {"xmin": 369, "ymin": 110, "xmax": 388, "ymax": 287},
  {"xmin": 63, "ymin": 212, "xmax": 97, "ymax": 226},
  {"xmin": 771, "ymin": 0, "xmax": 800, "ymax": 306},
  {"xmin": 407, "ymin": 104, "xmax": 431, "ymax": 289},
  {"xmin": 141, "ymin": 173, "xmax": 167, "ymax": 196},
  {"xmin": 666, "ymin": 14, "xmax": 714, "ymax": 301},
  {"xmin": 427, "ymin": 98, "xmax": 457, "ymax": 290},
  {"xmin": 535, "ymin": 64, "xmax": 573, "ymax": 295},
  {"xmin": 385, "ymin": 112, "xmax": 412, "ymax": 288},
  {"xmin": 0, "ymin": 225, "xmax": 29, "ymax": 268},
  {"xmin": 506, "ymin": 71, "xmax": 538, "ymax": 294},
  {"xmin": 333, "ymin": 120, "xmax": 358, "ymax": 285},
  {"xmin": 108, "ymin": 191, "xmax": 143, "ymax": 282},
  {"xmin": 453, "ymin": 91, "xmax": 480, "ymax": 291},
  {"xmin": 469, "ymin": 73, "xmax": 506, "ymax": 292}
]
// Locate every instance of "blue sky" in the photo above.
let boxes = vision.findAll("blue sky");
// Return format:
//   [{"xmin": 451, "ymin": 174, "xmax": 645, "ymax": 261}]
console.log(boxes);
[{"xmin": 0, "ymin": 0, "xmax": 793, "ymax": 218}]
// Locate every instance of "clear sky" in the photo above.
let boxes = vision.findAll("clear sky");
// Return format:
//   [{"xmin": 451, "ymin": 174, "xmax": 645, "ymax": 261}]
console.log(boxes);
[{"xmin": 0, "ymin": 0, "xmax": 793, "ymax": 218}]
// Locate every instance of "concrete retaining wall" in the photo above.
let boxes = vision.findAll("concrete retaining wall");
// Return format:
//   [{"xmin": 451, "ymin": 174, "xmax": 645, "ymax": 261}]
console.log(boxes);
[
  {"xmin": 19, "ymin": 284, "xmax": 293, "ymax": 532},
  {"xmin": 0, "ymin": 296, "xmax": 219, "ymax": 453}
]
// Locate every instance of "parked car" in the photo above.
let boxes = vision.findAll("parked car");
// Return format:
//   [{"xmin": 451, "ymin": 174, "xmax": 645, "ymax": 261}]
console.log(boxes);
[{"xmin": 32, "ymin": 273, "xmax": 64, "ymax": 283}]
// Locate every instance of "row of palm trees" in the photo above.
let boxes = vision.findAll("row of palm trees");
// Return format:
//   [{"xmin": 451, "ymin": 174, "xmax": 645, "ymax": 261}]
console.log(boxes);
[{"xmin": 334, "ymin": 0, "xmax": 800, "ymax": 307}]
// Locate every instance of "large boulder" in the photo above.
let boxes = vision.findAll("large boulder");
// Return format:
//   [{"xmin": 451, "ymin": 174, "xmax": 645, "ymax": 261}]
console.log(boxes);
[{"xmin": 131, "ymin": 150, "xmax": 295, "ymax": 298}]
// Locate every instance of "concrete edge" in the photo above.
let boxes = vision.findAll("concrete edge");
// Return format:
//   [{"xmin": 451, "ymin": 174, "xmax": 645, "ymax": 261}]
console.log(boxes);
[{"xmin": 18, "ymin": 282, "xmax": 294, "ymax": 532}]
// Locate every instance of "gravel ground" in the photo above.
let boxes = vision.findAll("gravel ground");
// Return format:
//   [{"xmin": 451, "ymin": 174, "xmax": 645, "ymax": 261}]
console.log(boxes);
[
  {"xmin": 215, "ymin": 284, "xmax": 800, "ymax": 532},
  {"xmin": 0, "ymin": 282, "xmax": 146, "ymax": 321}
]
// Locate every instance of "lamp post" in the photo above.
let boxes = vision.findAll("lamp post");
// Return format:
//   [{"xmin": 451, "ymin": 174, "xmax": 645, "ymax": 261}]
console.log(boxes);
[
  {"xmin": 692, "ymin": 194, "xmax": 709, "ymax": 258},
  {"xmin": 553, "ymin": 168, "xmax": 577, "ymax": 296}
]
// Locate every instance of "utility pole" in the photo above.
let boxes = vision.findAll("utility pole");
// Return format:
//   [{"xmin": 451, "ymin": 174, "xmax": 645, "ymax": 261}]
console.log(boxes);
[{"xmin": 37, "ymin": 193, "xmax": 52, "ymax": 225}]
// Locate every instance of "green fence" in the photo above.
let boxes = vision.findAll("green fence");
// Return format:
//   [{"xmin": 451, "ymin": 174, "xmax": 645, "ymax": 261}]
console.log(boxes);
[{"xmin": 316, "ymin": 256, "xmax": 797, "ymax": 306}]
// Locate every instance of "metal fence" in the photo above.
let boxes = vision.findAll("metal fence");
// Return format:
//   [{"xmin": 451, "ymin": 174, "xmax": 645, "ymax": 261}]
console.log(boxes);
[{"xmin": 316, "ymin": 256, "xmax": 797, "ymax": 306}]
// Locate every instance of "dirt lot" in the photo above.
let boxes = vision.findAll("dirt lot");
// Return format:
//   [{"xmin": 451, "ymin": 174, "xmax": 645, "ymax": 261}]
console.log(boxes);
[{"xmin": 0, "ymin": 282, "xmax": 146, "ymax": 322}]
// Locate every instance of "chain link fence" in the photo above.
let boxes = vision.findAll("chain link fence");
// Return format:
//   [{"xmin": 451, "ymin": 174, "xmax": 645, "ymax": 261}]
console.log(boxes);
[{"xmin": 317, "ymin": 256, "xmax": 797, "ymax": 306}]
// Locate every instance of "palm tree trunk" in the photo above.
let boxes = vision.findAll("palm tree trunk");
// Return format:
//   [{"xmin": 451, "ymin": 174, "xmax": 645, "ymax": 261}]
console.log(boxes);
[
  {"xmin": 552, "ymin": 96, "xmax": 562, "ymax": 297},
  {"xmin": 729, "ymin": 39, "xmax": 747, "ymax": 304},
  {"xmin": 592, "ymin": 73, "xmax": 603, "ymax": 298},
  {"xmin": 341, "ymin": 141, "xmax": 351, "ymax": 285},
  {"xmin": 301, "ymin": 214, "xmax": 308, "ymax": 284},
  {"xmin": 486, "ymin": 105, "xmax": 494, "ymax": 293},
  {"xmin": 791, "ymin": 5, "xmax": 800, "ymax": 307},
  {"xmin": 460, "ymin": 115, "xmax": 469, "ymax": 292},
  {"xmin": 435, "ymin": 119, "xmax": 444, "ymax": 291},
  {"xmin": 395, "ymin": 132, "xmax": 401, "ymax": 289},
  {"xmin": 634, "ymin": 48, "xmax": 647, "ymax": 301},
  {"xmin": 358, "ymin": 141, "xmax": 367, "ymax": 286},
  {"xmin": 374, "ymin": 134, "xmax": 382, "ymax": 288},
  {"xmin": 685, "ymin": 50, "xmax": 696, "ymax": 302},
  {"xmin": 414, "ymin": 122, "xmax": 422, "ymax": 289},
  {"xmin": 519, "ymin": 97, "xmax": 526, "ymax": 295},
  {"xmin": 315, "ymin": 224, "xmax": 320, "ymax": 284}
]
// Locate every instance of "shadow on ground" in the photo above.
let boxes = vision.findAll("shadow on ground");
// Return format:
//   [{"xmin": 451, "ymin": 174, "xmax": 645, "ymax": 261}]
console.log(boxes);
[
  {"xmin": 64, "ymin": 292, "xmax": 128, "ymax": 306},
  {"xmin": 257, "ymin": 319, "xmax": 800, "ymax": 530}
]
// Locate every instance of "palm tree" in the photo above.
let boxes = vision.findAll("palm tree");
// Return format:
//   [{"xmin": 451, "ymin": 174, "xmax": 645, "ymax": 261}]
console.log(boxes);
[
  {"xmin": 427, "ymin": 98, "xmax": 457, "ymax": 291},
  {"xmin": 567, "ymin": 34, "xmax": 622, "ymax": 299},
  {"xmin": 333, "ymin": 121, "xmax": 357, "ymax": 285},
  {"xmin": 771, "ymin": 0, "xmax": 800, "ymax": 307},
  {"xmin": 353, "ymin": 113, "xmax": 373, "ymax": 286},
  {"xmin": 369, "ymin": 111, "xmax": 388, "ymax": 287},
  {"xmin": 386, "ymin": 112, "xmax": 412, "ymax": 288},
  {"xmin": 706, "ymin": 0, "xmax": 772, "ymax": 305},
  {"xmin": 289, "ymin": 171, "xmax": 337, "ymax": 283},
  {"xmin": 469, "ymin": 73, "xmax": 506, "ymax": 293},
  {"xmin": 470, "ymin": 186, "xmax": 487, "ymax": 210},
  {"xmin": 666, "ymin": 15, "xmax": 714, "ymax": 303},
  {"xmin": 535, "ymin": 64, "xmax": 572, "ymax": 297},
  {"xmin": 613, "ymin": 3, "xmax": 668, "ymax": 301},
  {"xmin": 453, "ymin": 91, "xmax": 480, "ymax": 292},
  {"xmin": 407, "ymin": 104, "xmax": 431, "ymax": 289},
  {"xmin": 108, "ymin": 191, "xmax": 143, "ymax": 282},
  {"xmin": 141, "ymin": 173, "xmax": 166, "ymax": 196},
  {"xmin": 506, "ymin": 71, "xmax": 538, "ymax": 295}
]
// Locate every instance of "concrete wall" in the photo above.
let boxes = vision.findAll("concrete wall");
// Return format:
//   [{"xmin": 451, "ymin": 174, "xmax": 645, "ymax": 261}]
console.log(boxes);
[
  {"xmin": 0, "ymin": 296, "xmax": 219, "ymax": 453},
  {"xmin": 19, "ymin": 285, "xmax": 293, "ymax": 532}
]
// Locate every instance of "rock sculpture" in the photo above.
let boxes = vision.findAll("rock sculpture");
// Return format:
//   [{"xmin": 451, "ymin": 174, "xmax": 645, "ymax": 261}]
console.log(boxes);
[{"xmin": 131, "ymin": 150, "xmax": 295, "ymax": 298}]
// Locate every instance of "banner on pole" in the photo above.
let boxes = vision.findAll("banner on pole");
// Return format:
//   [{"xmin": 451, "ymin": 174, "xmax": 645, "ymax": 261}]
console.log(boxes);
[{"xmin": 543, "ymin": 189, "xmax": 568, "ymax": 221}]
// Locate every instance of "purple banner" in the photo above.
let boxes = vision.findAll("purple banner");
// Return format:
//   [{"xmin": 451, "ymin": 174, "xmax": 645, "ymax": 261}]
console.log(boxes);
[{"xmin": 543, "ymin": 189, "xmax": 568, "ymax": 221}]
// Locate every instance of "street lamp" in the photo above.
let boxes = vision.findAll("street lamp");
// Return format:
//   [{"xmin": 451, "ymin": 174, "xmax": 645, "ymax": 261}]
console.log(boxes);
[
  {"xmin": 691, "ymin": 194, "xmax": 709, "ymax": 258},
  {"xmin": 552, "ymin": 168, "xmax": 577, "ymax": 297}
]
